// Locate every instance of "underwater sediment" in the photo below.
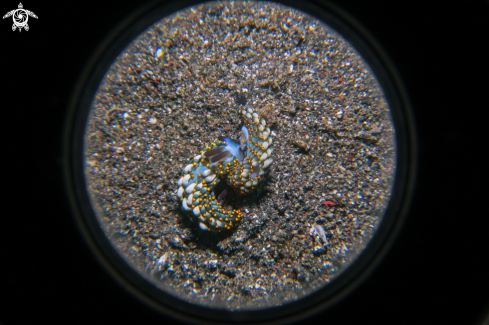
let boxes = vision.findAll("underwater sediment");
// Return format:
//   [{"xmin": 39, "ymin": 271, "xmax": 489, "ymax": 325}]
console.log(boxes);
[{"xmin": 85, "ymin": 1, "xmax": 396, "ymax": 310}]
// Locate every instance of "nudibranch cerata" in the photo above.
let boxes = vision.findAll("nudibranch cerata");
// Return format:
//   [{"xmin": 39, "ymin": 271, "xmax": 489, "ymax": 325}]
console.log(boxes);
[{"xmin": 176, "ymin": 105, "xmax": 274, "ymax": 232}]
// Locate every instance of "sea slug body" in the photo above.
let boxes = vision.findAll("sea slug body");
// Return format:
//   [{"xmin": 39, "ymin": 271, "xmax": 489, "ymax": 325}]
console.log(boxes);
[{"xmin": 176, "ymin": 105, "xmax": 274, "ymax": 232}]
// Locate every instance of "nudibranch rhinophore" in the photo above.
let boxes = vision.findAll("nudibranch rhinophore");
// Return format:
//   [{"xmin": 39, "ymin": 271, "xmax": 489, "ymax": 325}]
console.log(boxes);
[{"xmin": 176, "ymin": 105, "xmax": 274, "ymax": 232}]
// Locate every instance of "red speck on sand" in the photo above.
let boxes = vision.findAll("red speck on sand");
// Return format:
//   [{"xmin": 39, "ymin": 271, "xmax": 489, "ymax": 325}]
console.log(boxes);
[{"xmin": 321, "ymin": 200, "xmax": 337, "ymax": 206}]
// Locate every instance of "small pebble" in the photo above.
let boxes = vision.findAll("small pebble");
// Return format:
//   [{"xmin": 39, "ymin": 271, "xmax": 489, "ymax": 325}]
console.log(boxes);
[{"xmin": 155, "ymin": 47, "xmax": 163, "ymax": 59}]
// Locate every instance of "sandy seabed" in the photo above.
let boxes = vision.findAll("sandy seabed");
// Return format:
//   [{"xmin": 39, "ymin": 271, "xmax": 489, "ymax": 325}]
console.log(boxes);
[{"xmin": 85, "ymin": 1, "xmax": 396, "ymax": 310}]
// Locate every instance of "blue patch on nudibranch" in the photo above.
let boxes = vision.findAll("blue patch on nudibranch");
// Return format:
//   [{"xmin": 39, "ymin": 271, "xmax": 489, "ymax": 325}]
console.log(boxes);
[
  {"xmin": 176, "ymin": 105, "xmax": 274, "ymax": 232},
  {"xmin": 221, "ymin": 137, "xmax": 242, "ymax": 161}
]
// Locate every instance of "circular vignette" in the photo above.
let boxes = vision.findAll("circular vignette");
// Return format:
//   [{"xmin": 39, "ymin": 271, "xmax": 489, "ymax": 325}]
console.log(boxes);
[{"xmin": 63, "ymin": 0, "xmax": 416, "ymax": 324}]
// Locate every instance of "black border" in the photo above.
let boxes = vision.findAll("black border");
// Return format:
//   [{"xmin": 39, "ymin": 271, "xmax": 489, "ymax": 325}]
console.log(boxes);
[{"xmin": 64, "ymin": 0, "xmax": 416, "ymax": 323}]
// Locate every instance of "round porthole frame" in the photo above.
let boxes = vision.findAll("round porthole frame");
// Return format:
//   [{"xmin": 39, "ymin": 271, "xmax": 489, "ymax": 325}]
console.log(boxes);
[{"xmin": 64, "ymin": 0, "xmax": 416, "ymax": 323}]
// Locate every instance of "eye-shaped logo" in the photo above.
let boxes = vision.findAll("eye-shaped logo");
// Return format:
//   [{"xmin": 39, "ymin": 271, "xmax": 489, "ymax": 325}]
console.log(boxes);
[{"xmin": 3, "ymin": 3, "xmax": 38, "ymax": 32}]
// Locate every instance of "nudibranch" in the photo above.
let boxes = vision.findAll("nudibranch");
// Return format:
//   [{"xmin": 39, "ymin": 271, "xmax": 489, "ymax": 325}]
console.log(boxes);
[{"xmin": 176, "ymin": 105, "xmax": 274, "ymax": 232}]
